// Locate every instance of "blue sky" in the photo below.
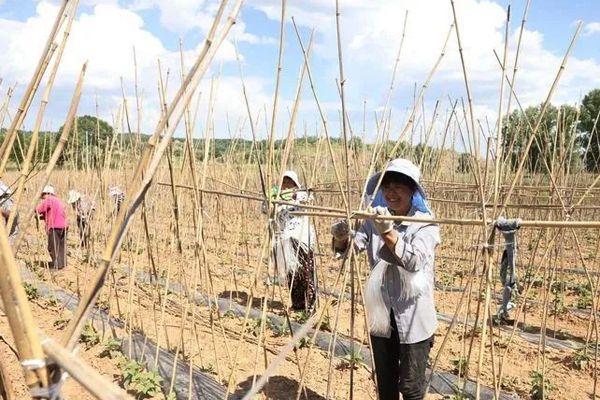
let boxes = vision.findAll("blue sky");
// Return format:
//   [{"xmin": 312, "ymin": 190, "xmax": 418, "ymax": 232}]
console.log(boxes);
[{"xmin": 0, "ymin": 0, "xmax": 599, "ymax": 145}]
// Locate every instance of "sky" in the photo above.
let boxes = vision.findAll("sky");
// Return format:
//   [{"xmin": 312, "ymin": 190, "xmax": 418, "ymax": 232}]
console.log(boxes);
[{"xmin": 0, "ymin": 0, "xmax": 599, "ymax": 145}]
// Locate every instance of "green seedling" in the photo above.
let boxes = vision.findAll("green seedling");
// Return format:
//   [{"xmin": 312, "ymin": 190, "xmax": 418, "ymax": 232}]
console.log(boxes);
[
  {"xmin": 266, "ymin": 318, "xmax": 289, "ymax": 337},
  {"xmin": 120, "ymin": 360, "xmax": 163, "ymax": 399},
  {"xmin": 100, "ymin": 338, "xmax": 122, "ymax": 359},
  {"xmin": 79, "ymin": 323, "xmax": 100, "ymax": 347},
  {"xmin": 337, "ymin": 349, "xmax": 364, "ymax": 370},
  {"xmin": 23, "ymin": 283, "xmax": 38, "ymax": 300},
  {"xmin": 530, "ymin": 370, "xmax": 553, "ymax": 400}
]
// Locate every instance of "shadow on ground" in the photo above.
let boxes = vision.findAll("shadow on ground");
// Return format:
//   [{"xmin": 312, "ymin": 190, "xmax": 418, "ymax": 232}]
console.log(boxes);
[
  {"xmin": 233, "ymin": 375, "xmax": 327, "ymax": 400},
  {"xmin": 220, "ymin": 290, "xmax": 286, "ymax": 311}
]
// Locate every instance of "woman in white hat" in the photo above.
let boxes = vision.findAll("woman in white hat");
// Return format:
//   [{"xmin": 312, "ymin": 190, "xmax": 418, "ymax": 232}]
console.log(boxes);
[
  {"xmin": 331, "ymin": 158, "xmax": 440, "ymax": 400},
  {"xmin": 36, "ymin": 185, "xmax": 68, "ymax": 269},
  {"xmin": 269, "ymin": 171, "xmax": 317, "ymax": 312},
  {"xmin": 67, "ymin": 190, "xmax": 96, "ymax": 249},
  {"xmin": 0, "ymin": 181, "xmax": 18, "ymax": 244}
]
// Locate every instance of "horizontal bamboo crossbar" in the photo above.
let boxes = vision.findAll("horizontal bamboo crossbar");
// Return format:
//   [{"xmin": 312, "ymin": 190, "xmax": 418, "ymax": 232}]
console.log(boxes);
[
  {"xmin": 289, "ymin": 210, "xmax": 600, "ymax": 228},
  {"xmin": 158, "ymin": 181, "xmax": 600, "ymax": 228},
  {"xmin": 41, "ymin": 338, "xmax": 132, "ymax": 400}
]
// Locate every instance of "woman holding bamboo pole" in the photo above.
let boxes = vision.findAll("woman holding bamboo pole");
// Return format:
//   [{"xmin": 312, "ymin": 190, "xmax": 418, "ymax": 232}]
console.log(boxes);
[
  {"xmin": 331, "ymin": 158, "xmax": 440, "ymax": 400},
  {"xmin": 268, "ymin": 171, "xmax": 317, "ymax": 312},
  {"xmin": 35, "ymin": 185, "xmax": 68, "ymax": 269}
]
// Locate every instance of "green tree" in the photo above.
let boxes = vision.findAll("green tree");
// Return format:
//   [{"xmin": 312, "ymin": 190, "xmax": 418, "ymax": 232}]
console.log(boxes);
[
  {"xmin": 59, "ymin": 115, "xmax": 114, "ymax": 169},
  {"xmin": 502, "ymin": 104, "xmax": 579, "ymax": 173},
  {"xmin": 579, "ymin": 89, "xmax": 600, "ymax": 171}
]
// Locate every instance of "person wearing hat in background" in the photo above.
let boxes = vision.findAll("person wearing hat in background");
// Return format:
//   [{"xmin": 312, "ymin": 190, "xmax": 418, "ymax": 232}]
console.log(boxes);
[
  {"xmin": 268, "ymin": 171, "xmax": 317, "ymax": 312},
  {"xmin": 36, "ymin": 185, "xmax": 68, "ymax": 269},
  {"xmin": 331, "ymin": 158, "xmax": 441, "ymax": 400},
  {"xmin": 68, "ymin": 190, "xmax": 96, "ymax": 249},
  {"xmin": 0, "ymin": 181, "xmax": 19, "ymax": 245},
  {"xmin": 109, "ymin": 185, "xmax": 125, "ymax": 217}
]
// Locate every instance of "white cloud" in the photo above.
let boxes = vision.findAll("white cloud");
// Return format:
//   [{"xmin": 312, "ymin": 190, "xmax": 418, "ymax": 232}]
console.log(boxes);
[
  {"xmin": 583, "ymin": 22, "xmax": 600, "ymax": 36},
  {"xmin": 0, "ymin": 1, "xmax": 275, "ymax": 136},
  {"xmin": 249, "ymin": 0, "xmax": 600, "ymax": 131}
]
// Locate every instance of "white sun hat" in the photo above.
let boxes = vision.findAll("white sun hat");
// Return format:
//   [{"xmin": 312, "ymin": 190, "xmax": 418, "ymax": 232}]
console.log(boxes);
[
  {"xmin": 0, "ymin": 181, "xmax": 11, "ymax": 197},
  {"xmin": 108, "ymin": 186, "xmax": 123, "ymax": 197},
  {"xmin": 42, "ymin": 185, "xmax": 55, "ymax": 195},
  {"xmin": 282, "ymin": 170, "xmax": 301, "ymax": 188},
  {"xmin": 366, "ymin": 158, "xmax": 426, "ymax": 198},
  {"xmin": 67, "ymin": 190, "xmax": 81, "ymax": 204}
]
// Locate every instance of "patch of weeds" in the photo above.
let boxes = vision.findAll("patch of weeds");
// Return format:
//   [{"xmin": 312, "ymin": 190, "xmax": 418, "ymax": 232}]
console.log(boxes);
[
  {"xmin": 293, "ymin": 310, "xmax": 310, "ymax": 324},
  {"xmin": 451, "ymin": 357, "xmax": 468, "ymax": 376},
  {"xmin": 199, "ymin": 364, "xmax": 215, "ymax": 374},
  {"xmin": 337, "ymin": 349, "xmax": 364, "ymax": 370},
  {"xmin": 571, "ymin": 282, "xmax": 592, "ymax": 296},
  {"xmin": 447, "ymin": 390, "xmax": 468, "ymax": 400},
  {"xmin": 318, "ymin": 314, "xmax": 331, "ymax": 332},
  {"xmin": 500, "ymin": 375, "xmax": 520, "ymax": 392},
  {"xmin": 23, "ymin": 283, "xmax": 38, "ymax": 300},
  {"xmin": 572, "ymin": 347, "xmax": 591, "ymax": 370},
  {"xmin": 223, "ymin": 309, "xmax": 236, "ymax": 319},
  {"xmin": 550, "ymin": 296, "xmax": 568, "ymax": 316},
  {"xmin": 266, "ymin": 318, "xmax": 289, "ymax": 337},
  {"xmin": 100, "ymin": 338, "xmax": 122, "ymax": 359},
  {"xmin": 576, "ymin": 290, "xmax": 592, "ymax": 309},
  {"xmin": 245, "ymin": 318, "xmax": 262, "ymax": 337},
  {"xmin": 530, "ymin": 370, "xmax": 553, "ymax": 400},
  {"xmin": 53, "ymin": 318, "xmax": 68, "ymax": 330},
  {"xmin": 46, "ymin": 295, "xmax": 59, "ymax": 307},
  {"xmin": 296, "ymin": 336, "xmax": 311, "ymax": 349},
  {"xmin": 120, "ymin": 360, "xmax": 163, "ymax": 399},
  {"xmin": 465, "ymin": 325, "xmax": 482, "ymax": 338},
  {"xmin": 79, "ymin": 323, "xmax": 100, "ymax": 348},
  {"xmin": 96, "ymin": 299, "xmax": 110, "ymax": 311}
]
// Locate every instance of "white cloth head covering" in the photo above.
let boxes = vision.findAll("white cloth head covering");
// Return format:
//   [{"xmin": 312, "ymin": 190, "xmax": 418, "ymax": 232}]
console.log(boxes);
[
  {"xmin": 67, "ymin": 190, "xmax": 81, "ymax": 204},
  {"xmin": 282, "ymin": 171, "xmax": 301, "ymax": 188},
  {"xmin": 0, "ymin": 181, "xmax": 11, "ymax": 197},
  {"xmin": 42, "ymin": 185, "xmax": 55, "ymax": 195},
  {"xmin": 366, "ymin": 158, "xmax": 426, "ymax": 198},
  {"xmin": 109, "ymin": 186, "xmax": 123, "ymax": 197}
]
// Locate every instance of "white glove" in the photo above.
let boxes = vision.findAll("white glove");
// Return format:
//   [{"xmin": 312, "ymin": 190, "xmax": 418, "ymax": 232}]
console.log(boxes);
[
  {"xmin": 369, "ymin": 206, "xmax": 394, "ymax": 235},
  {"xmin": 331, "ymin": 220, "xmax": 350, "ymax": 241}
]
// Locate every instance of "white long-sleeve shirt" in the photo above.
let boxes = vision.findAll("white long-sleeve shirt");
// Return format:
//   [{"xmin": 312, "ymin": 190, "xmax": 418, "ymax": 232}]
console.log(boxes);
[{"xmin": 354, "ymin": 209, "xmax": 441, "ymax": 343}]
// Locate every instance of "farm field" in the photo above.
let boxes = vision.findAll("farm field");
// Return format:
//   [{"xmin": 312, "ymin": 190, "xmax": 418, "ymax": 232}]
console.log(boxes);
[{"xmin": 1, "ymin": 1, "xmax": 600, "ymax": 400}]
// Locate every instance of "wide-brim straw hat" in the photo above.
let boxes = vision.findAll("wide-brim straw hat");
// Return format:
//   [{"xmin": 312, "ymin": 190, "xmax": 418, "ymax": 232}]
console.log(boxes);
[
  {"xmin": 366, "ymin": 158, "xmax": 426, "ymax": 198},
  {"xmin": 282, "ymin": 171, "xmax": 301, "ymax": 188},
  {"xmin": 42, "ymin": 185, "xmax": 55, "ymax": 195},
  {"xmin": 67, "ymin": 190, "xmax": 81, "ymax": 204}
]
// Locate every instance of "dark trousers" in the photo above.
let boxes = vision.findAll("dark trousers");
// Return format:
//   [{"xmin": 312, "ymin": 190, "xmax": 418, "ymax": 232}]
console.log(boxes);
[
  {"xmin": 288, "ymin": 240, "xmax": 316, "ymax": 311},
  {"xmin": 48, "ymin": 228, "xmax": 66, "ymax": 269},
  {"xmin": 77, "ymin": 217, "xmax": 90, "ymax": 249},
  {"xmin": 371, "ymin": 310, "xmax": 433, "ymax": 400}
]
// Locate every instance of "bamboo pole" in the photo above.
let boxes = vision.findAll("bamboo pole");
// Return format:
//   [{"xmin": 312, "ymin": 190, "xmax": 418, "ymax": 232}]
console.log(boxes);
[
  {"xmin": 60, "ymin": 0, "xmax": 242, "ymax": 353},
  {"xmin": 7, "ymin": 0, "xmax": 80, "ymax": 235},
  {"xmin": 0, "ymin": 0, "xmax": 71, "ymax": 176},
  {"xmin": 41, "ymin": 338, "xmax": 132, "ymax": 400},
  {"xmin": 13, "ymin": 62, "xmax": 88, "ymax": 251}
]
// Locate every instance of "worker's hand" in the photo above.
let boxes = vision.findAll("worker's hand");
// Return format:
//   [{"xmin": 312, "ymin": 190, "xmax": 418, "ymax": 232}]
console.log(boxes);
[
  {"xmin": 369, "ymin": 206, "xmax": 394, "ymax": 235},
  {"xmin": 331, "ymin": 220, "xmax": 350, "ymax": 241}
]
